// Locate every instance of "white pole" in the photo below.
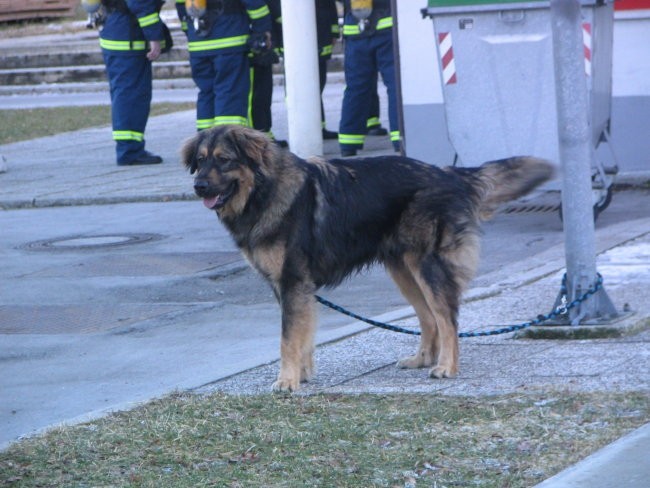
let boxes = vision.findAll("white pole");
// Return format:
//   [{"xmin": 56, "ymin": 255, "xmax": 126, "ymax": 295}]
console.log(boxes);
[{"xmin": 280, "ymin": 0, "xmax": 323, "ymax": 157}]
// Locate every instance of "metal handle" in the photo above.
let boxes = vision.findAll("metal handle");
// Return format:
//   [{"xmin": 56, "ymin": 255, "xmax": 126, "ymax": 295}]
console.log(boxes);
[{"xmin": 499, "ymin": 9, "xmax": 525, "ymax": 23}]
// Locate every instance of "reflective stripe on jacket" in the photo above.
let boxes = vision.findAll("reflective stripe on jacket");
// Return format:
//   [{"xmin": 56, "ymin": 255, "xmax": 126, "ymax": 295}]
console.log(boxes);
[
  {"xmin": 342, "ymin": 0, "xmax": 392, "ymax": 38},
  {"xmin": 100, "ymin": 0, "xmax": 165, "ymax": 54},
  {"xmin": 176, "ymin": 0, "xmax": 271, "ymax": 57}
]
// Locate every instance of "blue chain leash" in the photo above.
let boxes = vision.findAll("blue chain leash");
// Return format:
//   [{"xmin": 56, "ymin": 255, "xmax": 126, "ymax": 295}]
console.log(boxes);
[{"xmin": 316, "ymin": 273, "xmax": 604, "ymax": 338}]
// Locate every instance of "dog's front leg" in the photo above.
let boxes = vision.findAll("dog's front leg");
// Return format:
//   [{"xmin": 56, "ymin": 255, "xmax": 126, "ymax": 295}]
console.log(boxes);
[{"xmin": 273, "ymin": 284, "xmax": 317, "ymax": 393}]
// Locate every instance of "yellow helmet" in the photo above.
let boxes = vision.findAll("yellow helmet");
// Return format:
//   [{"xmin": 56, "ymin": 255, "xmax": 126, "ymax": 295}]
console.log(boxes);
[
  {"xmin": 185, "ymin": 0, "xmax": 207, "ymax": 19},
  {"xmin": 80, "ymin": 0, "xmax": 101, "ymax": 14}
]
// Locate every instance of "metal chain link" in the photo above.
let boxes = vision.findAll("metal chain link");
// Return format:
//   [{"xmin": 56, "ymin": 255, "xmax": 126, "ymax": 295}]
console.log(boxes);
[{"xmin": 316, "ymin": 273, "xmax": 604, "ymax": 338}]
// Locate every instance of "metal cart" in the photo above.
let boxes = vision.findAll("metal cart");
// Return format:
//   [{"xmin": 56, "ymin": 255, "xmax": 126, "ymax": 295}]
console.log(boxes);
[{"xmin": 422, "ymin": 0, "xmax": 618, "ymax": 219}]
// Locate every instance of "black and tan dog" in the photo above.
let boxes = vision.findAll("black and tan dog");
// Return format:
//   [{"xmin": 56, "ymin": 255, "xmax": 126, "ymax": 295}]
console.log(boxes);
[{"xmin": 181, "ymin": 125, "xmax": 554, "ymax": 392}]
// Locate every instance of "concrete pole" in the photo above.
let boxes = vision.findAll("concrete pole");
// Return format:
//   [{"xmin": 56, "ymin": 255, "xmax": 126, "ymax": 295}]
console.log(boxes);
[
  {"xmin": 280, "ymin": 0, "xmax": 323, "ymax": 157},
  {"xmin": 550, "ymin": 0, "xmax": 617, "ymax": 324}
]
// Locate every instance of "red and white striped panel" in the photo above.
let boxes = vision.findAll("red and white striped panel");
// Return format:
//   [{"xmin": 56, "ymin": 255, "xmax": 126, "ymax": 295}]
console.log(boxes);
[
  {"xmin": 583, "ymin": 22, "xmax": 592, "ymax": 77},
  {"xmin": 614, "ymin": 0, "xmax": 650, "ymax": 9},
  {"xmin": 437, "ymin": 32, "xmax": 457, "ymax": 85},
  {"xmin": 437, "ymin": 25, "xmax": 591, "ymax": 83}
]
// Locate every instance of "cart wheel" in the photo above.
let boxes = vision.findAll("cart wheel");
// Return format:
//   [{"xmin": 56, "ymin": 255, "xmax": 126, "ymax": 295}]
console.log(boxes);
[
  {"xmin": 558, "ymin": 186, "xmax": 613, "ymax": 223},
  {"xmin": 593, "ymin": 185, "xmax": 613, "ymax": 220}
]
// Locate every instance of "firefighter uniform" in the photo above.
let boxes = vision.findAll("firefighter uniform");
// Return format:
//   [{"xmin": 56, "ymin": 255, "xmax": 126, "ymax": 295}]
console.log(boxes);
[
  {"xmin": 176, "ymin": 0, "xmax": 272, "ymax": 131},
  {"xmin": 338, "ymin": 0, "xmax": 400, "ymax": 156},
  {"xmin": 250, "ymin": 0, "xmax": 282, "ymax": 141},
  {"xmin": 100, "ymin": 0, "xmax": 166, "ymax": 165},
  {"xmin": 366, "ymin": 79, "xmax": 386, "ymax": 135}
]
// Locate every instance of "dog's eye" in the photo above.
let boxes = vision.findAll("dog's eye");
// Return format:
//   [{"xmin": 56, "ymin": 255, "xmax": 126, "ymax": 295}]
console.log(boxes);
[{"xmin": 218, "ymin": 157, "xmax": 236, "ymax": 170}]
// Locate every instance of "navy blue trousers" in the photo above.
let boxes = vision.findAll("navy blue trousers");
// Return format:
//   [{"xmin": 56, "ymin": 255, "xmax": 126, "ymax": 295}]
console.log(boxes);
[
  {"xmin": 251, "ymin": 62, "xmax": 274, "ymax": 133},
  {"xmin": 338, "ymin": 30, "xmax": 399, "ymax": 151},
  {"xmin": 190, "ymin": 52, "xmax": 250, "ymax": 130},
  {"xmin": 103, "ymin": 53, "xmax": 152, "ymax": 164}
]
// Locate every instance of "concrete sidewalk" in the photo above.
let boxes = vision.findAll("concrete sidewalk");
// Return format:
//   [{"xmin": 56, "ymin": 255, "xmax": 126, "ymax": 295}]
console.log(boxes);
[
  {"xmin": 0, "ymin": 80, "xmax": 362, "ymax": 209},
  {"xmin": 1, "ymin": 84, "xmax": 649, "ymax": 486}
]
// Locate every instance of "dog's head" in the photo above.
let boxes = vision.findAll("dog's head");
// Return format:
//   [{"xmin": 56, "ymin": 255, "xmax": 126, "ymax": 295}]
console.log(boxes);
[{"xmin": 181, "ymin": 125, "xmax": 277, "ymax": 218}]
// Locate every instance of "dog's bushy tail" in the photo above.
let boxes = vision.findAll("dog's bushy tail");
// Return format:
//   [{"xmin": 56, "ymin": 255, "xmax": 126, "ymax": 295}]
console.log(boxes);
[{"xmin": 475, "ymin": 156, "xmax": 555, "ymax": 219}]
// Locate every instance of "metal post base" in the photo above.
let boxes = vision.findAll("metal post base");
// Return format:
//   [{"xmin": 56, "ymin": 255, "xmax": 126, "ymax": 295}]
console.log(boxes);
[
  {"xmin": 552, "ymin": 283, "xmax": 620, "ymax": 326},
  {"xmin": 514, "ymin": 309, "xmax": 642, "ymax": 340},
  {"xmin": 515, "ymin": 282, "xmax": 643, "ymax": 340}
]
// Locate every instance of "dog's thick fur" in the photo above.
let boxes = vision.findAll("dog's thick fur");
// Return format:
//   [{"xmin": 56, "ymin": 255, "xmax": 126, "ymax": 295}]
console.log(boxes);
[{"xmin": 181, "ymin": 125, "xmax": 554, "ymax": 392}]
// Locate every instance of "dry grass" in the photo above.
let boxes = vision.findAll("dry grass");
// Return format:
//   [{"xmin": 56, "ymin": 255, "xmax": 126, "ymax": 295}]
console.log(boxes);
[
  {"xmin": 0, "ymin": 7, "xmax": 86, "ymax": 38},
  {"xmin": 0, "ymin": 103, "xmax": 194, "ymax": 145},
  {"xmin": 1, "ymin": 391, "xmax": 648, "ymax": 487},
  {"xmin": 0, "ymin": 3, "xmax": 177, "ymax": 38}
]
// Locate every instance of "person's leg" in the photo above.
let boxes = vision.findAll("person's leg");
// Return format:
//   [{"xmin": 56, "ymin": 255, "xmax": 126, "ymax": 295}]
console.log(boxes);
[
  {"xmin": 366, "ymin": 73, "xmax": 387, "ymax": 136},
  {"xmin": 249, "ymin": 61, "xmax": 287, "ymax": 146},
  {"xmin": 104, "ymin": 53, "xmax": 158, "ymax": 164},
  {"xmin": 338, "ymin": 37, "xmax": 375, "ymax": 156},
  {"xmin": 213, "ymin": 51, "xmax": 250, "ymax": 127},
  {"xmin": 250, "ymin": 62, "xmax": 273, "ymax": 133},
  {"xmin": 190, "ymin": 55, "xmax": 217, "ymax": 131},
  {"xmin": 319, "ymin": 56, "xmax": 337, "ymax": 139},
  {"xmin": 375, "ymin": 31, "xmax": 401, "ymax": 152}
]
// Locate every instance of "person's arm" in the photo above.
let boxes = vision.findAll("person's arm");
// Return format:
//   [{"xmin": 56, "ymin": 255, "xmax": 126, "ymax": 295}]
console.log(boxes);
[
  {"xmin": 174, "ymin": 0, "xmax": 189, "ymax": 36},
  {"xmin": 127, "ymin": 0, "xmax": 165, "ymax": 60},
  {"xmin": 243, "ymin": 0, "xmax": 272, "ymax": 36},
  {"xmin": 147, "ymin": 40, "xmax": 162, "ymax": 60}
]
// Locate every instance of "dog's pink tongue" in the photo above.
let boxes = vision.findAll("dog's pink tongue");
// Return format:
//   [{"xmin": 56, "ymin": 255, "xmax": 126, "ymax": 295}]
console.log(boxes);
[{"xmin": 203, "ymin": 196, "xmax": 219, "ymax": 209}]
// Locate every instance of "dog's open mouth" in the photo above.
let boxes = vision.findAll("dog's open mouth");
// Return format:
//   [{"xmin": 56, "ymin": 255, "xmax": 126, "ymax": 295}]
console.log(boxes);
[{"xmin": 202, "ymin": 181, "xmax": 238, "ymax": 210}]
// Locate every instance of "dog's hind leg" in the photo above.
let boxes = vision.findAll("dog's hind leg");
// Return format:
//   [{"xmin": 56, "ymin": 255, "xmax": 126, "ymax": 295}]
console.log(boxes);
[
  {"xmin": 404, "ymin": 253, "xmax": 461, "ymax": 379},
  {"xmin": 388, "ymin": 261, "xmax": 439, "ymax": 369},
  {"xmin": 427, "ymin": 302, "xmax": 459, "ymax": 379},
  {"xmin": 273, "ymin": 286, "xmax": 317, "ymax": 392}
]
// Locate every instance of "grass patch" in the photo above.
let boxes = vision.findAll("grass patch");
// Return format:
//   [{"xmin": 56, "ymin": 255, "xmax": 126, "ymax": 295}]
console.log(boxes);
[
  {"xmin": 0, "ymin": 15, "xmax": 86, "ymax": 39},
  {"xmin": 0, "ymin": 103, "xmax": 194, "ymax": 145},
  {"xmin": 1, "ymin": 391, "xmax": 648, "ymax": 487},
  {"xmin": 0, "ymin": 2, "xmax": 176, "ymax": 38}
]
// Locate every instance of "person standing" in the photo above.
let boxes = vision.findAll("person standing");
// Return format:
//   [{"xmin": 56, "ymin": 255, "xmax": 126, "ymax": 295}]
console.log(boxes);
[
  {"xmin": 249, "ymin": 0, "xmax": 286, "ymax": 146},
  {"xmin": 176, "ymin": 0, "xmax": 272, "ymax": 131},
  {"xmin": 100, "ymin": 0, "xmax": 167, "ymax": 166},
  {"xmin": 338, "ymin": 0, "xmax": 400, "ymax": 157},
  {"xmin": 316, "ymin": 0, "xmax": 340, "ymax": 140}
]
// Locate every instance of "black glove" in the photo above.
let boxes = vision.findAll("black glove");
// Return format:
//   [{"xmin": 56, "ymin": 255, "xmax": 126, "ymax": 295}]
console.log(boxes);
[{"xmin": 248, "ymin": 32, "xmax": 279, "ymax": 67}]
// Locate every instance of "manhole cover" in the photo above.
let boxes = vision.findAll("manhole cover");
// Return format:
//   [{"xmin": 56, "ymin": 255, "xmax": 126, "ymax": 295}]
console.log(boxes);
[{"xmin": 21, "ymin": 233, "xmax": 162, "ymax": 251}]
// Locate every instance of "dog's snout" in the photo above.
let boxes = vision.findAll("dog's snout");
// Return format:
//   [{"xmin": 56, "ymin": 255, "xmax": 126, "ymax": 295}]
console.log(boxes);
[{"xmin": 193, "ymin": 179, "xmax": 209, "ymax": 195}]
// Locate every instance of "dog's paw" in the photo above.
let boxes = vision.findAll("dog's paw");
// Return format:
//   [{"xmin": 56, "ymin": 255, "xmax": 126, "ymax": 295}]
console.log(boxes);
[
  {"xmin": 396, "ymin": 353, "xmax": 433, "ymax": 369},
  {"xmin": 300, "ymin": 365, "xmax": 313, "ymax": 383},
  {"xmin": 428, "ymin": 364, "xmax": 458, "ymax": 379},
  {"xmin": 272, "ymin": 377, "xmax": 300, "ymax": 393},
  {"xmin": 300, "ymin": 353, "xmax": 314, "ymax": 383}
]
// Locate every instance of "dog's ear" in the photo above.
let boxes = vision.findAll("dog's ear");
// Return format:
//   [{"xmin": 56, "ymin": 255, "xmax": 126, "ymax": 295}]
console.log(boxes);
[
  {"xmin": 180, "ymin": 133, "xmax": 200, "ymax": 174},
  {"xmin": 230, "ymin": 127, "xmax": 272, "ymax": 168}
]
